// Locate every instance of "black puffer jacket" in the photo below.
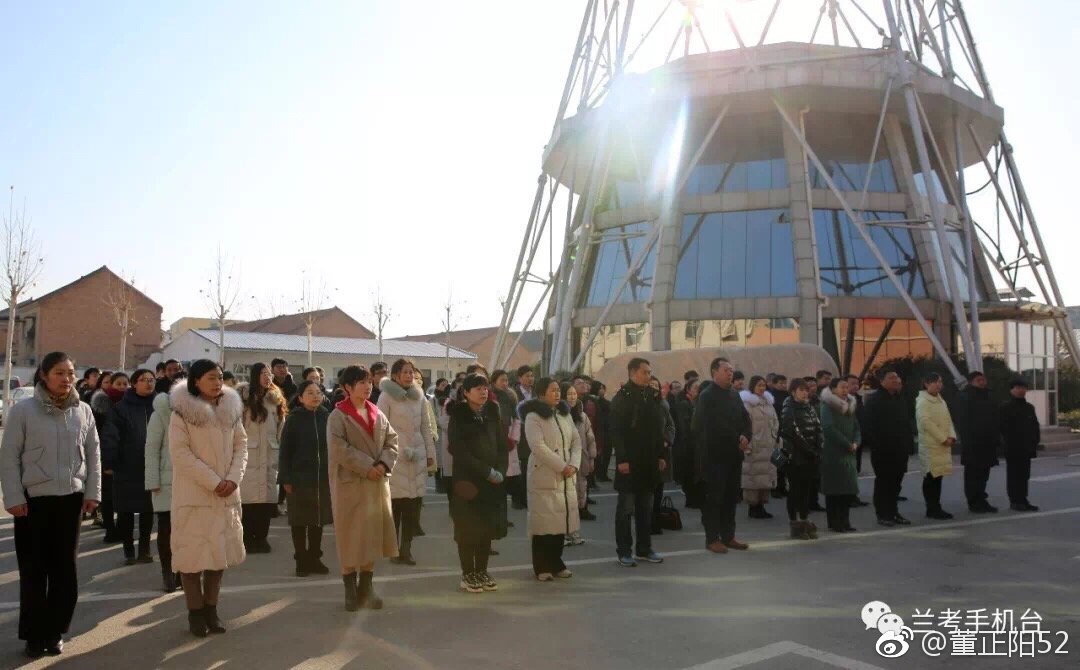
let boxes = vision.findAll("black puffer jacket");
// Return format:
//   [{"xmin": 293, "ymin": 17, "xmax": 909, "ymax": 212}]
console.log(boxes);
[
  {"xmin": 447, "ymin": 399, "xmax": 509, "ymax": 543},
  {"xmin": 609, "ymin": 381, "xmax": 668, "ymax": 493},
  {"xmin": 958, "ymin": 386, "xmax": 1000, "ymax": 467},
  {"xmin": 780, "ymin": 396, "xmax": 823, "ymax": 468},
  {"xmin": 100, "ymin": 389, "xmax": 156, "ymax": 514}
]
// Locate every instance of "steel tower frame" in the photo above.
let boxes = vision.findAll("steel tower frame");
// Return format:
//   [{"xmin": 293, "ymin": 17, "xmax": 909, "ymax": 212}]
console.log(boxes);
[{"xmin": 490, "ymin": 0, "xmax": 1079, "ymax": 381}]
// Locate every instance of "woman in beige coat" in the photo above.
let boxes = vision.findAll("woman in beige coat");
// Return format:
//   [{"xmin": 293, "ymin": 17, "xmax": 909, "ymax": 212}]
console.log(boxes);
[
  {"xmin": 523, "ymin": 377, "xmax": 581, "ymax": 581},
  {"xmin": 740, "ymin": 376, "xmax": 779, "ymax": 519},
  {"xmin": 916, "ymin": 372, "xmax": 957, "ymax": 520},
  {"xmin": 328, "ymin": 365, "xmax": 399, "ymax": 611},
  {"xmin": 168, "ymin": 360, "xmax": 247, "ymax": 638},
  {"xmin": 237, "ymin": 363, "xmax": 286, "ymax": 554},
  {"xmin": 562, "ymin": 382, "xmax": 596, "ymax": 546}
]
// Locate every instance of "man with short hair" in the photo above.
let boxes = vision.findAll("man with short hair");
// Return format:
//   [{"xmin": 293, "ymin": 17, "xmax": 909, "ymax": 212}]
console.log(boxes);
[
  {"xmin": 154, "ymin": 359, "xmax": 184, "ymax": 394},
  {"xmin": 693, "ymin": 357, "xmax": 753, "ymax": 554},
  {"xmin": 369, "ymin": 362, "xmax": 388, "ymax": 404},
  {"xmin": 271, "ymin": 358, "xmax": 298, "ymax": 401},
  {"xmin": 610, "ymin": 357, "xmax": 668, "ymax": 567},
  {"xmin": 864, "ymin": 368, "xmax": 913, "ymax": 526},
  {"xmin": 999, "ymin": 379, "xmax": 1040, "ymax": 512},
  {"xmin": 958, "ymin": 371, "xmax": 999, "ymax": 513},
  {"xmin": 513, "ymin": 365, "xmax": 535, "ymax": 402}
]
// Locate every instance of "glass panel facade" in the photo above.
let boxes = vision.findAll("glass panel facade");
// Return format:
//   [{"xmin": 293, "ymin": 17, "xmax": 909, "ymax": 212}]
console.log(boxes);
[
  {"xmin": 914, "ymin": 170, "xmax": 949, "ymax": 203},
  {"xmin": 684, "ymin": 114, "xmax": 787, "ymax": 195},
  {"xmin": 670, "ymin": 319, "xmax": 800, "ymax": 349},
  {"xmin": 929, "ymin": 228, "xmax": 981, "ymax": 301},
  {"xmin": 674, "ymin": 209, "xmax": 796, "ymax": 299},
  {"xmin": 831, "ymin": 318, "xmax": 935, "ymax": 377},
  {"xmin": 584, "ymin": 222, "xmax": 658, "ymax": 307},
  {"xmin": 814, "ymin": 210, "xmax": 928, "ymax": 298},
  {"xmin": 805, "ymin": 113, "xmax": 899, "ymax": 192},
  {"xmin": 578, "ymin": 322, "xmax": 651, "ymax": 377}
]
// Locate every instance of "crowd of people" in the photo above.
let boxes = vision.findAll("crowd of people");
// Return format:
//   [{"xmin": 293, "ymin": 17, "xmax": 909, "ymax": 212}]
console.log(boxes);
[{"xmin": 0, "ymin": 350, "xmax": 1044, "ymax": 658}]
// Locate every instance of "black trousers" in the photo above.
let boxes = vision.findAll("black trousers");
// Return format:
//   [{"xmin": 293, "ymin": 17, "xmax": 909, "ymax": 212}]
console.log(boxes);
[
  {"xmin": 457, "ymin": 541, "xmax": 491, "ymax": 574},
  {"xmin": 1006, "ymin": 456, "xmax": 1032, "ymax": 504},
  {"xmin": 922, "ymin": 473, "xmax": 943, "ymax": 512},
  {"xmin": 596, "ymin": 441, "xmax": 613, "ymax": 479},
  {"xmin": 615, "ymin": 489, "xmax": 654, "ymax": 556},
  {"xmin": 855, "ymin": 445, "xmax": 864, "ymax": 474},
  {"xmin": 99, "ymin": 473, "xmax": 116, "ymax": 536},
  {"xmin": 964, "ymin": 464, "xmax": 991, "ymax": 505},
  {"xmin": 786, "ymin": 466, "xmax": 816, "ymax": 521},
  {"xmin": 241, "ymin": 503, "xmax": 275, "ymax": 543},
  {"xmin": 872, "ymin": 451, "xmax": 906, "ymax": 520},
  {"xmin": 290, "ymin": 525, "xmax": 324, "ymax": 558},
  {"xmin": 117, "ymin": 492, "xmax": 154, "ymax": 558},
  {"xmin": 825, "ymin": 494, "xmax": 852, "ymax": 529},
  {"xmin": 702, "ymin": 463, "xmax": 741, "ymax": 544},
  {"xmin": 14, "ymin": 493, "xmax": 84, "ymax": 643},
  {"xmin": 531, "ymin": 534, "xmax": 566, "ymax": 575},
  {"xmin": 392, "ymin": 497, "xmax": 421, "ymax": 557},
  {"xmin": 506, "ymin": 475, "xmax": 527, "ymax": 508},
  {"xmin": 156, "ymin": 512, "xmax": 173, "ymax": 575}
]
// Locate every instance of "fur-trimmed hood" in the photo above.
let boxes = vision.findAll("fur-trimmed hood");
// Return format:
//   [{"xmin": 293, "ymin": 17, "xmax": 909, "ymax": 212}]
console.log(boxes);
[
  {"xmin": 820, "ymin": 387, "xmax": 857, "ymax": 415},
  {"xmin": 520, "ymin": 398, "xmax": 569, "ymax": 421},
  {"xmin": 740, "ymin": 389, "xmax": 769, "ymax": 407},
  {"xmin": 170, "ymin": 383, "xmax": 243, "ymax": 428},
  {"xmin": 379, "ymin": 377, "xmax": 423, "ymax": 403},
  {"xmin": 34, "ymin": 384, "xmax": 80, "ymax": 414}
]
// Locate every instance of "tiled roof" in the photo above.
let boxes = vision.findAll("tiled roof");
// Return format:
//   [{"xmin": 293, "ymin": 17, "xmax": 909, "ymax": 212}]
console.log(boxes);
[{"xmin": 191, "ymin": 330, "xmax": 475, "ymax": 359}]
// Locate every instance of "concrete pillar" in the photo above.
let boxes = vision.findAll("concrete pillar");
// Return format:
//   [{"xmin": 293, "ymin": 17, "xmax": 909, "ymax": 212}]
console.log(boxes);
[{"xmin": 779, "ymin": 106, "xmax": 823, "ymax": 346}]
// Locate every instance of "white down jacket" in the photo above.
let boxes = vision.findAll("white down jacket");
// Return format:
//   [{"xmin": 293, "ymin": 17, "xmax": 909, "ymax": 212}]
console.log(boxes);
[
  {"xmin": 168, "ymin": 385, "xmax": 247, "ymax": 573},
  {"xmin": 237, "ymin": 383, "xmax": 284, "ymax": 505},
  {"xmin": 377, "ymin": 378, "xmax": 435, "ymax": 499}
]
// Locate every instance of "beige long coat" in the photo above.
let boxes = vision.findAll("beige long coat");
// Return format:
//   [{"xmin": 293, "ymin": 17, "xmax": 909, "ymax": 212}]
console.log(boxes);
[
  {"xmin": 524, "ymin": 401, "xmax": 582, "ymax": 537},
  {"xmin": 168, "ymin": 385, "xmax": 248, "ymax": 573},
  {"xmin": 328, "ymin": 404, "xmax": 400, "ymax": 569},
  {"xmin": 237, "ymin": 383, "xmax": 284, "ymax": 505}
]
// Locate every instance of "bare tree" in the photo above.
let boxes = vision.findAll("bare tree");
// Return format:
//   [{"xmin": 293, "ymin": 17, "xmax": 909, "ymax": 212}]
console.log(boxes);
[
  {"xmin": 200, "ymin": 247, "xmax": 243, "ymax": 368},
  {"xmin": 103, "ymin": 271, "xmax": 140, "ymax": 370},
  {"xmin": 249, "ymin": 293, "xmax": 288, "ymax": 320},
  {"xmin": 441, "ymin": 289, "xmax": 461, "ymax": 378},
  {"xmin": 297, "ymin": 273, "xmax": 334, "ymax": 367},
  {"xmin": 371, "ymin": 286, "xmax": 392, "ymax": 358},
  {"xmin": 2, "ymin": 187, "xmax": 44, "ymax": 407}
]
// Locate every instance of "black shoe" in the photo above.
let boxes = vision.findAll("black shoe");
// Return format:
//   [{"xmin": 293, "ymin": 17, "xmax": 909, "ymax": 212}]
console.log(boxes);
[
  {"xmin": 124, "ymin": 556, "xmax": 138, "ymax": 566},
  {"xmin": 390, "ymin": 554, "xmax": 417, "ymax": 566},
  {"xmin": 511, "ymin": 501, "xmax": 528, "ymax": 510},
  {"xmin": 343, "ymin": 573, "xmax": 359, "ymax": 612},
  {"xmin": 358, "ymin": 571, "xmax": 383, "ymax": 610},
  {"xmin": 308, "ymin": 557, "xmax": 330, "ymax": 575},
  {"xmin": 877, "ymin": 517, "xmax": 896, "ymax": 527},
  {"xmin": 295, "ymin": 557, "xmax": 311, "ymax": 577},
  {"xmin": 1010, "ymin": 502, "xmax": 1039, "ymax": 512},
  {"xmin": 24, "ymin": 641, "xmax": 46, "ymax": 659},
  {"xmin": 969, "ymin": 502, "xmax": 999, "ymax": 514},
  {"xmin": 926, "ymin": 509, "xmax": 953, "ymax": 520},
  {"xmin": 137, "ymin": 554, "xmax": 154, "ymax": 564},
  {"xmin": 891, "ymin": 514, "xmax": 911, "ymax": 525},
  {"xmin": 851, "ymin": 498, "xmax": 869, "ymax": 507},
  {"xmin": 843, "ymin": 525, "xmax": 858, "ymax": 532},
  {"xmin": 103, "ymin": 533, "xmax": 121, "ymax": 544},
  {"xmin": 579, "ymin": 508, "xmax": 597, "ymax": 521},
  {"xmin": 586, "ymin": 497, "xmax": 597, "ymax": 505},
  {"xmin": 44, "ymin": 638, "xmax": 63, "ymax": 656},
  {"xmin": 414, "ymin": 526, "xmax": 426, "ymax": 537},
  {"xmin": 808, "ymin": 502, "xmax": 826, "ymax": 512},
  {"xmin": 163, "ymin": 572, "xmax": 179, "ymax": 593},
  {"xmin": 202, "ymin": 605, "xmax": 226, "ymax": 634},
  {"xmin": 650, "ymin": 525, "xmax": 663, "ymax": 535},
  {"xmin": 897, "ymin": 495, "xmax": 908, "ymax": 501},
  {"xmin": 771, "ymin": 488, "xmax": 787, "ymax": 499},
  {"xmin": 188, "ymin": 610, "xmax": 209, "ymax": 637},
  {"xmin": 489, "ymin": 548, "xmax": 500, "ymax": 556}
]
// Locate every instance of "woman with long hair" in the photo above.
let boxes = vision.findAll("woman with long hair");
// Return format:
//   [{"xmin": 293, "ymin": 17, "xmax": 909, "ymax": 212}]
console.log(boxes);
[
  {"xmin": 820, "ymin": 377, "xmax": 861, "ymax": 532},
  {"xmin": 522, "ymin": 377, "xmax": 581, "ymax": 581},
  {"xmin": 278, "ymin": 379, "xmax": 333, "ymax": 576},
  {"xmin": 377, "ymin": 358, "xmax": 435, "ymax": 566},
  {"xmin": 90, "ymin": 370, "xmax": 123, "ymax": 543},
  {"xmin": 328, "ymin": 365, "xmax": 398, "ymax": 611},
  {"xmin": 490, "ymin": 370, "xmax": 526, "ymax": 510},
  {"xmin": 740, "ymin": 375, "xmax": 779, "ymax": 519},
  {"xmin": 1, "ymin": 352, "xmax": 101, "ymax": 658},
  {"xmin": 168, "ymin": 360, "xmax": 247, "ymax": 637},
  {"xmin": 238, "ymin": 362, "xmax": 287, "ymax": 553},
  {"xmin": 562, "ymin": 382, "xmax": 597, "ymax": 546}
]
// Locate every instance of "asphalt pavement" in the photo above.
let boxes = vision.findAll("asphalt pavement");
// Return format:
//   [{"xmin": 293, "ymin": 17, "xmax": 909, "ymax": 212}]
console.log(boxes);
[{"xmin": 0, "ymin": 451, "xmax": 1078, "ymax": 669}]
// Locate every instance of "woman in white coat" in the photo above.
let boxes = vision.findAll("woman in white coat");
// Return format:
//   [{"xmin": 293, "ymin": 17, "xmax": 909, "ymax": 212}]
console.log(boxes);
[
  {"xmin": 168, "ymin": 360, "xmax": 247, "ymax": 638},
  {"xmin": 377, "ymin": 358, "xmax": 435, "ymax": 565},
  {"xmin": 144, "ymin": 383, "xmax": 181, "ymax": 593},
  {"xmin": 238, "ymin": 362, "xmax": 287, "ymax": 554},
  {"xmin": 523, "ymin": 377, "xmax": 582, "ymax": 581},
  {"xmin": 563, "ymin": 382, "xmax": 597, "ymax": 546},
  {"xmin": 740, "ymin": 375, "xmax": 779, "ymax": 519}
]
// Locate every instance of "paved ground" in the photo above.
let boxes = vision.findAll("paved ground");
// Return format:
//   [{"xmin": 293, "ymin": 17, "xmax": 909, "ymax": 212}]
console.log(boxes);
[{"xmin": 0, "ymin": 452, "xmax": 1078, "ymax": 669}]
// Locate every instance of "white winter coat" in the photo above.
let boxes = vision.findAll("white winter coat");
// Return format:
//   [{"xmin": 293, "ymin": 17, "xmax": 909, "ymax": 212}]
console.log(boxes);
[
  {"xmin": 377, "ymin": 378, "xmax": 435, "ymax": 500},
  {"xmin": 524, "ymin": 401, "xmax": 582, "ymax": 536},
  {"xmin": 168, "ymin": 385, "xmax": 247, "ymax": 573},
  {"xmin": 237, "ymin": 383, "xmax": 284, "ymax": 505},
  {"xmin": 436, "ymin": 397, "xmax": 453, "ymax": 476},
  {"xmin": 144, "ymin": 390, "xmax": 174, "ymax": 512},
  {"xmin": 740, "ymin": 390, "xmax": 778, "ymax": 490}
]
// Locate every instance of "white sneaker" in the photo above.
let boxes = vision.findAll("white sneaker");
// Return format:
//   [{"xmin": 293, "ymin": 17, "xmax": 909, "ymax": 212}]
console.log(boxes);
[
  {"xmin": 566, "ymin": 533, "xmax": 586, "ymax": 546},
  {"xmin": 536, "ymin": 572, "xmax": 554, "ymax": 582},
  {"xmin": 555, "ymin": 569, "xmax": 573, "ymax": 579}
]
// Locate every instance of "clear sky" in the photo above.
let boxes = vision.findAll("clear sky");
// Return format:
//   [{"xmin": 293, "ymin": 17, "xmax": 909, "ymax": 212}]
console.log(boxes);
[{"xmin": 3, "ymin": 0, "xmax": 1078, "ymax": 338}]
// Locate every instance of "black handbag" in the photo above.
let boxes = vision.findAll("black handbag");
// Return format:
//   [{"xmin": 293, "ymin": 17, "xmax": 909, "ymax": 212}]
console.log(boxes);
[{"xmin": 657, "ymin": 495, "xmax": 683, "ymax": 531}]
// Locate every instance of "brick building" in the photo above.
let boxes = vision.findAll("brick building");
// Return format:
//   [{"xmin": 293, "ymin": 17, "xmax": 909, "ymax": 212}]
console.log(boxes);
[
  {"xmin": 0, "ymin": 266, "xmax": 163, "ymax": 369},
  {"xmin": 228, "ymin": 307, "xmax": 374, "ymax": 339}
]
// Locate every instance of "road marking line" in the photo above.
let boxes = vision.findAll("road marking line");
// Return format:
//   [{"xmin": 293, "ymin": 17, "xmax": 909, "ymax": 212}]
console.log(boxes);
[
  {"xmin": 1, "ymin": 505, "xmax": 1076, "ymax": 611},
  {"xmin": 1030, "ymin": 471, "xmax": 1080, "ymax": 482},
  {"xmin": 681, "ymin": 640, "xmax": 887, "ymax": 670}
]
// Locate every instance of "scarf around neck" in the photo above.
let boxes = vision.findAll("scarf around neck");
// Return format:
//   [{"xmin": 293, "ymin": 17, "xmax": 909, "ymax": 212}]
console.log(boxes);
[{"xmin": 336, "ymin": 398, "xmax": 378, "ymax": 438}]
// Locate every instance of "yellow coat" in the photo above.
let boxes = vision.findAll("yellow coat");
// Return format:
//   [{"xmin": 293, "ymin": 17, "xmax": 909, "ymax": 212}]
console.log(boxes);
[{"xmin": 916, "ymin": 391, "xmax": 955, "ymax": 478}]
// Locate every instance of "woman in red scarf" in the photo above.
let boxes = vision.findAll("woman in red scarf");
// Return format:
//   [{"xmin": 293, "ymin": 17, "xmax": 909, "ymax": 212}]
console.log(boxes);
[{"xmin": 327, "ymin": 365, "xmax": 399, "ymax": 611}]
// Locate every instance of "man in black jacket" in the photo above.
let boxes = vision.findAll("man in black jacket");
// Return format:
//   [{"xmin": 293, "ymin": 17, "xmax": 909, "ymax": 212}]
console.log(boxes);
[
  {"xmin": 154, "ymin": 359, "xmax": 183, "ymax": 395},
  {"xmin": 769, "ymin": 374, "xmax": 790, "ymax": 498},
  {"xmin": 958, "ymin": 371, "xmax": 1000, "ymax": 513},
  {"xmin": 999, "ymin": 379, "xmax": 1040, "ymax": 512},
  {"xmin": 609, "ymin": 357, "xmax": 668, "ymax": 567},
  {"xmin": 863, "ymin": 368, "xmax": 913, "ymax": 527},
  {"xmin": 692, "ymin": 357, "xmax": 753, "ymax": 553}
]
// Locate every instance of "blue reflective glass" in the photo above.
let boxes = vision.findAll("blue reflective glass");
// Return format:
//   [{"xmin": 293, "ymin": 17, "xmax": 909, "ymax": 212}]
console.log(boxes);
[
  {"xmin": 810, "ymin": 158, "xmax": 898, "ymax": 192},
  {"xmin": 674, "ymin": 209, "xmax": 795, "ymax": 298},
  {"xmin": 813, "ymin": 210, "xmax": 927, "ymax": 298},
  {"xmin": 584, "ymin": 222, "xmax": 658, "ymax": 306}
]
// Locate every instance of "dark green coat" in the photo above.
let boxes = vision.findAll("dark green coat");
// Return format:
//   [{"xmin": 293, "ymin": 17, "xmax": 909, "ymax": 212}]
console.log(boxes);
[
  {"xmin": 278, "ymin": 405, "xmax": 333, "ymax": 526},
  {"xmin": 819, "ymin": 389, "xmax": 861, "ymax": 496}
]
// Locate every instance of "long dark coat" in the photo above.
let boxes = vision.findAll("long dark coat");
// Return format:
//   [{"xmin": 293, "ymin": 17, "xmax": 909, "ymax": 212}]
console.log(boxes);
[
  {"xmin": 957, "ymin": 386, "xmax": 1000, "ymax": 468},
  {"xmin": 609, "ymin": 382, "xmax": 668, "ymax": 493},
  {"xmin": 691, "ymin": 381, "xmax": 753, "ymax": 484},
  {"xmin": 100, "ymin": 389, "xmax": 156, "ymax": 514},
  {"xmin": 861, "ymin": 389, "xmax": 914, "ymax": 464},
  {"xmin": 670, "ymin": 394, "xmax": 696, "ymax": 487},
  {"xmin": 999, "ymin": 397, "xmax": 1040, "ymax": 459},
  {"xmin": 278, "ymin": 405, "xmax": 333, "ymax": 526},
  {"xmin": 447, "ymin": 399, "xmax": 509, "ymax": 544}
]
